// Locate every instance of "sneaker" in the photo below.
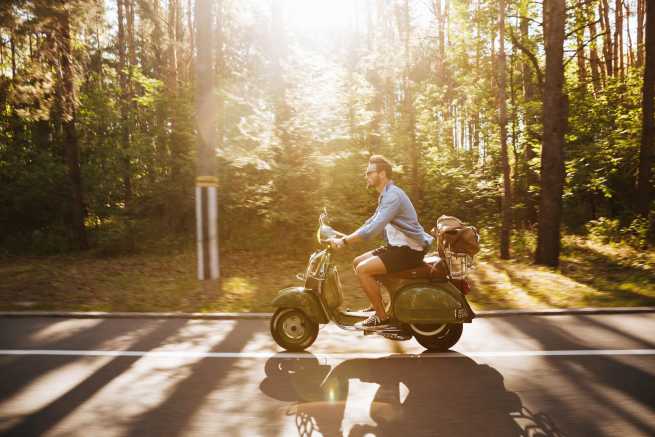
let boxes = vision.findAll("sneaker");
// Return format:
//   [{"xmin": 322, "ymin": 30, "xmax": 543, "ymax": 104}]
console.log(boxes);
[{"xmin": 355, "ymin": 314, "xmax": 391, "ymax": 330}]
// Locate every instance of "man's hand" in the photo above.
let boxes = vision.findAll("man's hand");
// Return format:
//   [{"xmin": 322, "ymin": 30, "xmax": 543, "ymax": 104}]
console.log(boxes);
[{"xmin": 327, "ymin": 237, "xmax": 346, "ymax": 249}]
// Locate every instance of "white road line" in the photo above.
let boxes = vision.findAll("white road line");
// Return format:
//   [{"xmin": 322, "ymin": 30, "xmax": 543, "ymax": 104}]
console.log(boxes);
[{"xmin": 0, "ymin": 349, "xmax": 654, "ymax": 360}]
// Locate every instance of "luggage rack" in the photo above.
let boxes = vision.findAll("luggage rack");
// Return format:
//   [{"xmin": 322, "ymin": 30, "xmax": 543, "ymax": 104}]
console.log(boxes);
[{"xmin": 443, "ymin": 247, "xmax": 474, "ymax": 279}]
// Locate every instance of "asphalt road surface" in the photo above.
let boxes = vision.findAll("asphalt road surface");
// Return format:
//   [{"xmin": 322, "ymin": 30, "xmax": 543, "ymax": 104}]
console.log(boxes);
[{"xmin": 0, "ymin": 313, "xmax": 653, "ymax": 437}]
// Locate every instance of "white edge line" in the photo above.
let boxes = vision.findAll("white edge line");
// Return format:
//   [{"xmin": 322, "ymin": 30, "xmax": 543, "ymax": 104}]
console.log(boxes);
[{"xmin": 0, "ymin": 349, "xmax": 653, "ymax": 360}]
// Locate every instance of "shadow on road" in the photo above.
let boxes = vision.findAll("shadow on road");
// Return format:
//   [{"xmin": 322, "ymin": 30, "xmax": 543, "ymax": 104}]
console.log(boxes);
[
  {"xmin": 2, "ymin": 319, "xmax": 188, "ymax": 437},
  {"xmin": 498, "ymin": 316, "xmax": 655, "ymax": 437},
  {"xmin": 124, "ymin": 320, "xmax": 261, "ymax": 437},
  {"xmin": 260, "ymin": 352, "xmax": 565, "ymax": 437},
  {"xmin": 0, "ymin": 318, "xmax": 150, "ymax": 402}
]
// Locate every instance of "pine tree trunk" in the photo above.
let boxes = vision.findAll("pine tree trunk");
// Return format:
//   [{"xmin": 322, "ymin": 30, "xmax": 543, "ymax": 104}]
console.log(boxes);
[
  {"xmin": 625, "ymin": 1, "xmax": 634, "ymax": 68},
  {"xmin": 499, "ymin": 0, "xmax": 511, "ymax": 259},
  {"xmin": 600, "ymin": 0, "xmax": 613, "ymax": 76},
  {"xmin": 614, "ymin": 0, "xmax": 624, "ymax": 79},
  {"xmin": 637, "ymin": 0, "xmax": 654, "ymax": 217},
  {"xmin": 188, "ymin": 0, "xmax": 194, "ymax": 79},
  {"xmin": 575, "ymin": 0, "xmax": 587, "ymax": 84},
  {"xmin": 435, "ymin": 0, "xmax": 445, "ymax": 80},
  {"xmin": 520, "ymin": 16, "xmax": 538, "ymax": 225},
  {"xmin": 215, "ymin": 0, "xmax": 225, "ymax": 151},
  {"xmin": 404, "ymin": 0, "xmax": 420, "ymax": 204},
  {"xmin": 58, "ymin": 8, "xmax": 88, "ymax": 249},
  {"xmin": 637, "ymin": 0, "xmax": 645, "ymax": 67},
  {"xmin": 535, "ymin": 0, "xmax": 567, "ymax": 267},
  {"xmin": 589, "ymin": 4, "xmax": 604, "ymax": 91},
  {"xmin": 117, "ymin": 0, "xmax": 132, "ymax": 205},
  {"xmin": 151, "ymin": 0, "xmax": 167, "ymax": 180},
  {"xmin": 195, "ymin": 0, "xmax": 216, "ymax": 178},
  {"xmin": 168, "ymin": 0, "xmax": 182, "ymax": 180}
]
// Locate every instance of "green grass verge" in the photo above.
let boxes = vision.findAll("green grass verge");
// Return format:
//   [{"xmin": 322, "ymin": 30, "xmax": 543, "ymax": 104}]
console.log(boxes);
[{"xmin": 1, "ymin": 236, "xmax": 653, "ymax": 312}]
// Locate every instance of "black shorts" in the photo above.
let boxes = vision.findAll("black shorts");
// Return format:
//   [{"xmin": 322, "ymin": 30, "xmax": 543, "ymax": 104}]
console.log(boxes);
[{"xmin": 373, "ymin": 245, "xmax": 426, "ymax": 274}]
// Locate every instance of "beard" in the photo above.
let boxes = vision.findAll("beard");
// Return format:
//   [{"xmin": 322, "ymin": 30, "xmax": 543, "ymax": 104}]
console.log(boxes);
[{"xmin": 366, "ymin": 174, "xmax": 379, "ymax": 189}]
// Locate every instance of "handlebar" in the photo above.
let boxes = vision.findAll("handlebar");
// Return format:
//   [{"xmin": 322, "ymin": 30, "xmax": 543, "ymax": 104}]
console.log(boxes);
[{"xmin": 318, "ymin": 209, "xmax": 347, "ymax": 244}]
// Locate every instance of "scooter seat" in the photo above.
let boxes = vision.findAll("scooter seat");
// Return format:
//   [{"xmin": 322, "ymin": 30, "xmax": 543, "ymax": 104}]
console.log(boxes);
[{"xmin": 377, "ymin": 255, "xmax": 449, "ymax": 280}]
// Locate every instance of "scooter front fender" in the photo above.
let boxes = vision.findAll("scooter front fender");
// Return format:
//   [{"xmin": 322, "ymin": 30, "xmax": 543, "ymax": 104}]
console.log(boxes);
[
  {"xmin": 393, "ymin": 281, "xmax": 475, "ymax": 324},
  {"xmin": 272, "ymin": 286, "xmax": 329, "ymax": 324}
]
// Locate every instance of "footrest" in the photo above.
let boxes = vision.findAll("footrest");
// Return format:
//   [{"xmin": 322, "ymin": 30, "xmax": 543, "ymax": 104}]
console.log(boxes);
[{"xmin": 343, "ymin": 310, "xmax": 374, "ymax": 318}]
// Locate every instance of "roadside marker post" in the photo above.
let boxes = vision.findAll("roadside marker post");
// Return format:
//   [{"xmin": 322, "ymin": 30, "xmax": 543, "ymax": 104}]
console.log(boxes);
[
  {"xmin": 195, "ymin": 0, "xmax": 219, "ymax": 283},
  {"xmin": 196, "ymin": 176, "xmax": 219, "ymax": 280}
]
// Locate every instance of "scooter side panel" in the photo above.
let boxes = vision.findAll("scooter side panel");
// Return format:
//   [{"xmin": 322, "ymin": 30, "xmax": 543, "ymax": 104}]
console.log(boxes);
[
  {"xmin": 394, "ymin": 282, "xmax": 475, "ymax": 324},
  {"xmin": 272, "ymin": 286, "xmax": 329, "ymax": 324}
]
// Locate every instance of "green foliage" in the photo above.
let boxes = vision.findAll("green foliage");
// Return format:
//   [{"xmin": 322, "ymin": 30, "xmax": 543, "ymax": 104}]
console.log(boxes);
[
  {"xmin": 0, "ymin": 0, "xmax": 652, "ymax": 259},
  {"xmin": 586, "ymin": 216, "xmax": 651, "ymax": 248},
  {"xmin": 585, "ymin": 217, "xmax": 622, "ymax": 243}
]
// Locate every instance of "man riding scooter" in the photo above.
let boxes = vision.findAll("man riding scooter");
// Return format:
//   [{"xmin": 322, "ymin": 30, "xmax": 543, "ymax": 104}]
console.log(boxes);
[{"xmin": 328, "ymin": 155, "xmax": 434, "ymax": 330}]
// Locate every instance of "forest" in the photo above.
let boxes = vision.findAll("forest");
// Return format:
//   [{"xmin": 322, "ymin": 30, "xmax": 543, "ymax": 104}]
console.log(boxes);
[{"xmin": 0, "ymin": 0, "xmax": 654, "ymax": 311}]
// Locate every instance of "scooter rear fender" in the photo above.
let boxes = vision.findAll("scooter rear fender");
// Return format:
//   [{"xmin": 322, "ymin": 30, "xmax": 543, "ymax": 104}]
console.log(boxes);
[
  {"xmin": 272, "ymin": 286, "xmax": 329, "ymax": 324},
  {"xmin": 393, "ymin": 281, "xmax": 476, "ymax": 324}
]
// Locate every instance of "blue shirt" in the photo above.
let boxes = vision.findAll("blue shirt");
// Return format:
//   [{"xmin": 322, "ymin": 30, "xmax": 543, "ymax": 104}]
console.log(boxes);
[{"xmin": 353, "ymin": 181, "xmax": 434, "ymax": 249}]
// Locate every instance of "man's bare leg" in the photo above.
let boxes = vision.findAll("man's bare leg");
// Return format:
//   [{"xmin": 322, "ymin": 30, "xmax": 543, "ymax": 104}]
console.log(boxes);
[
  {"xmin": 354, "ymin": 256, "xmax": 388, "ymax": 320},
  {"xmin": 352, "ymin": 250, "xmax": 377, "ymax": 272}
]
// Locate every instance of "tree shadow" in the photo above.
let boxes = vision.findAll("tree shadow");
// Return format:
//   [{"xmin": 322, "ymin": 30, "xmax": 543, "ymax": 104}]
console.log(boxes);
[
  {"xmin": 124, "ymin": 320, "xmax": 261, "ymax": 437},
  {"xmin": 468, "ymin": 263, "xmax": 521, "ymax": 309},
  {"xmin": 498, "ymin": 316, "xmax": 655, "ymax": 436},
  {"xmin": 559, "ymin": 244, "xmax": 655, "ymax": 306},
  {"xmin": 0, "ymin": 318, "xmax": 146, "ymax": 401},
  {"xmin": 3, "ymin": 319, "xmax": 187, "ymax": 436},
  {"xmin": 575, "ymin": 314, "xmax": 655, "ymax": 349},
  {"xmin": 487, "ymin": 261, "xmax": 563, "ymax": 308},
  {"xmin": 260, "ymin": 352, "xmax": 566, "ymax": 437}
]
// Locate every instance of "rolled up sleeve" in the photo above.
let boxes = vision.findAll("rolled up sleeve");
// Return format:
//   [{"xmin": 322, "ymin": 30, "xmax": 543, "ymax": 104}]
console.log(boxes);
[{"xmin": 353, "ymin": 192, "xmax": 401, "ymax": 240}]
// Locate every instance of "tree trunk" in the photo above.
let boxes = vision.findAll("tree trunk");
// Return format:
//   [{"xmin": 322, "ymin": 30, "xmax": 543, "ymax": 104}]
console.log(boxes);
[
  {"xmin": 117, "ymin": 0, "xmax": 132, "ymax": 205},
  {"xmin": 589, "ymin": 4, "xmax": 604, "ymax": 91},
  {"xmin": 521, "ymin": 15, "xmax": 538, "ymax": 225},
  {"xmin": 215, "ymin": 0, "xmax": 225, "ymax": 151},
  {"xmin": 435, "ymin": 0, "xmax": 445, "ymax": 80},
  {"xmin": 58, "ymin": 8, "xmax": 88, "ymax": 249},
  {"xmin": 10, "ymin": 35, "xmax": 16, "ymax": 79},
  {"xmin": 150, "ymin": 0, "xmax": 167, "ymax": 180},
  {"xmin": 575, "ymin": 0, "xmax": 587, "ymax": 84},
  {"xmin": 404, "ymin": 0, "xmax": 420, "ymax": 203},
  {"xmin": 499, "ymin": 0, "xmax": 511, "ymax": 259},
  {"xmin": 168, "ymin": 0, "xmax": 182, "ymax": 180},
  {"xmin": 637, "ymin": 0, "xmax": 654, "ymax": 217},
  {"xmin": 637, "ymin": 0, "xmax": 645, "ymax": 67},
  {"xmin": 625, "ymin": 1, "xmax": 634, "ymax": 68},
  {"xmin": 600, "ymin": 0, "xmax": 613, "ymax": 76},
  {"xmin": 535, "ymin": 0, "xmax": 567, "ymax": 267},
  {"xmin": 188, "ymin": 0, "xmax": 194, "ymax": 79},
  {"xmin": 614, "ymin": 0, "xmax": 624, "ymax": 79},
  {"xmin": 195, "ymin": 0, "xmax": 216, "ymax": 177}
]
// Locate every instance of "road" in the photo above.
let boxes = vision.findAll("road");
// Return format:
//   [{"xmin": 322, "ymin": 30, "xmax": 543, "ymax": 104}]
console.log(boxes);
[{"xmin": 0, "ymin": 313, "xmax": 654, "ymax": 436}]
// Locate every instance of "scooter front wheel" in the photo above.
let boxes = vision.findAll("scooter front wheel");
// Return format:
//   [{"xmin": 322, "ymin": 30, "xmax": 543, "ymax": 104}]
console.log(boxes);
[
  {"xmin": 410, "ymin": 323, "xmax": 463, "ymax": 351},
  {"xmin": 270, "ymin": 308, "xmax": 319, "ymax": 352}
]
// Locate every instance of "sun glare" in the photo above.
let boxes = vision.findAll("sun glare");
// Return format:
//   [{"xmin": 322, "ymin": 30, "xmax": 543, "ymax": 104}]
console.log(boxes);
[{"xmin": 285, "ymin": 0, "xmax": 358, "ymax": 32}]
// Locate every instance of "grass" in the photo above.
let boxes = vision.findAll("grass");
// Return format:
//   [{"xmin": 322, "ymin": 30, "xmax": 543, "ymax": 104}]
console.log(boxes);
[{"xmin": 0, "ymin": 236, "xmax": 653, "ymax": 312}]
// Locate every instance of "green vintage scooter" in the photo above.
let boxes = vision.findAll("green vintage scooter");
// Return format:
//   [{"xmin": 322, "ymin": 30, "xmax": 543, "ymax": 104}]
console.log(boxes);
[{"xmin": 270, "ymin": 210, "xmax": 476, "ymax": 351}]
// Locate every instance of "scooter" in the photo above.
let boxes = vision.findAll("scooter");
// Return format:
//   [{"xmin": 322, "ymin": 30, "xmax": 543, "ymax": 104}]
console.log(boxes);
[{"xmin": 270, "ymin": 210, "xmax": 476, "ymax": 351}]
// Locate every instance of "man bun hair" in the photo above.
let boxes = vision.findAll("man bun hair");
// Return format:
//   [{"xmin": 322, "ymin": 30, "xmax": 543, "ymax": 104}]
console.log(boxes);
[{"xmin": 369, "ymin": 155, "xmax": 393, "ymax": 179}]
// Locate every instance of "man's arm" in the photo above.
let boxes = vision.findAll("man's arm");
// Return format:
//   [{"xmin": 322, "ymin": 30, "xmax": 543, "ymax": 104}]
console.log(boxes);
[{"xmin": 344, "ymin": 192, "xmax": 401, "ymax": 244}]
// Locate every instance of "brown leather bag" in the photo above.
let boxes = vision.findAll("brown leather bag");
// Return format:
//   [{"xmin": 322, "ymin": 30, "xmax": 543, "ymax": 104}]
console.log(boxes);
[{"xmin": 430, "ymin": 215, "xmax": 480, "ymax": 257}]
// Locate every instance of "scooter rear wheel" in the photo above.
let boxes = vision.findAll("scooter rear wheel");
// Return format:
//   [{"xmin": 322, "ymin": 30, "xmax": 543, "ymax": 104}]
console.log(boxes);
[
  {"xmin": 271, "ymin": 308, "xmax": 319, "ymax": 352},
  {"xmin": 410, "ymin": 323, "xmax": 463, "ymax": 351}
]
